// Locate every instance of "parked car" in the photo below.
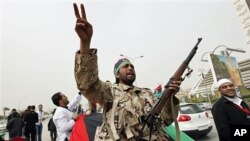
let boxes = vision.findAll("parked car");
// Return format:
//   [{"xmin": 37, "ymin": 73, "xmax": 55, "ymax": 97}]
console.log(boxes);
[{"xmin": 172, "ymin": 103, "xmax": 213, "ymax": 139}]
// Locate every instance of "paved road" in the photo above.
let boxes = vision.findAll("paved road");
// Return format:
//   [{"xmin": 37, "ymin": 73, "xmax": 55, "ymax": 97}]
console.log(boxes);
[
  {"xmin": 197, "ymin": 119, "xmax": 218, "ymax": 141},
  {"xmin": 196, "ymin": 110, "xmax": 219, "ymax": 141},
  {"xmin": 42, "ymin": 119, "xmax": 50, "ymax": 141}
]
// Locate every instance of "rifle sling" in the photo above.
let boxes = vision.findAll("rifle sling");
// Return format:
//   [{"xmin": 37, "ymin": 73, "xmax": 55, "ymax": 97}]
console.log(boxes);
[{"xmin": 170, "ymin": 94, "xmax": 180, "ymax": 141}]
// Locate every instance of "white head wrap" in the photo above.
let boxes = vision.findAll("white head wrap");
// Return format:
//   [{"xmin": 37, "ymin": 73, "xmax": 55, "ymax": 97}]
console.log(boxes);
[{"xmin": 215, "ymin": 78, "xmax": 232, "ymax": 90}]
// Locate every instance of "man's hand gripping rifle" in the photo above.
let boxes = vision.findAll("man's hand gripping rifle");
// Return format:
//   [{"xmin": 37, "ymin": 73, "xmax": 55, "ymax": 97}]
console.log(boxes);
[{"xmin": 137, "ymin": 38, "xmax": 202, "ymax": 141}]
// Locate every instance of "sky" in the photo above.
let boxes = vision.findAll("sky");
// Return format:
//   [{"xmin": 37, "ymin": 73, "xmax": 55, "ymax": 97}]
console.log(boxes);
[{"xmin": 1, "ymin": 0, "xmax": 250, "ymax": 112}]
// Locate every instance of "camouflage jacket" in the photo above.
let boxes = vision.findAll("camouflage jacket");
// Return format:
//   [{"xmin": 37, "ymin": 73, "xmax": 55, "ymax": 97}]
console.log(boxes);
[{"xmin": 74, "ymin": 49, "xmax": 179, "ymax": 141}]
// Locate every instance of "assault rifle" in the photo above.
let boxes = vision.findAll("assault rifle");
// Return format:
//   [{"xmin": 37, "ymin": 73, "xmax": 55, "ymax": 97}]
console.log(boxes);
[{"xmin": 137, "ymin": 38, "xmax": 202, "ymax": 141}]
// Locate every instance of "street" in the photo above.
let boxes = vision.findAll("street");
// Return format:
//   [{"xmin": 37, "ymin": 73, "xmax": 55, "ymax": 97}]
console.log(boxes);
[
  {"xmin": 42, "ymin": 118, "xmax": 50, "ymax": 141},
  {"xmin": 197, "ymin": 119, "xmax": 218, "ymax": 141},
  {"xmin": 196, "ymin": 110, "xmax": 219, "ymax": 141}
]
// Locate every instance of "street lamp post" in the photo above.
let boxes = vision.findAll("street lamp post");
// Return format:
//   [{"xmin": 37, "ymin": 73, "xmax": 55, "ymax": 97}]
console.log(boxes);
[
  {"xmin": 120, "ymin": 54, "xmax": 144, "ymax": 63},
  {"xmin": 198, "ymin": 69, "xmax": 211, "ymax": 104},
  {"xmin": 201, "ymin": 45, "xmax": 246, "ymax": 62},
  {"xmin": 212, "ymin": 45, "xmax": 246, "ymax": 55},
  {"xmin": 200, "ymin": 51, "xmax": 212, "ymax": 62}
]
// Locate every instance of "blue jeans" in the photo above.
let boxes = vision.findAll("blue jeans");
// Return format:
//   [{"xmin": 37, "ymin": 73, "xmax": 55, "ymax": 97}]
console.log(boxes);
[{"xmin": 36, "ymin": 124, "xmax": 43, "ymax": 141}]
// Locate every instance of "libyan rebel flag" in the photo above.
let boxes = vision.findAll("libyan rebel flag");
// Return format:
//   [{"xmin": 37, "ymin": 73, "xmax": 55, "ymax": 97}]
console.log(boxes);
[
  {"xmin": 154, "ymin": 84, "xmax": 162, "ymax": 98},
  {"xmin": 70, "ymin": 113, "xmax": 103, "ymax": 141}
]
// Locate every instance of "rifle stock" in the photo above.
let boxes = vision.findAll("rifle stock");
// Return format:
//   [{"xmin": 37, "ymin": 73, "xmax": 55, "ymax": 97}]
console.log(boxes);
[{"xmin": 138, "ymin": 38, "xmax": 202, "ymax": 140}]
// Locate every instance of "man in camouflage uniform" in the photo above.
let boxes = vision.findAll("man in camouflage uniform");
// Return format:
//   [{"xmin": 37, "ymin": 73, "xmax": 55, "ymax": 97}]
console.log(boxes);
[{"xmin": 73, "ymin": 3, "xmax": 180, "ymax": 141}]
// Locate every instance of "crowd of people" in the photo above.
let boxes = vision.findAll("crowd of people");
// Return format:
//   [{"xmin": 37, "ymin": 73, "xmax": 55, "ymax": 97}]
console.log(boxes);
[{"xmin": 5, "ymin": 104, "xmax": 47, "ymax": 141}]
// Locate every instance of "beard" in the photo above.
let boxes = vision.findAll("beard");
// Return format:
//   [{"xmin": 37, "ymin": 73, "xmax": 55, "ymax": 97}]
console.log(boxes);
[{"xmin": 125, "ymin": 75, "xmax": 136, "ymax": 86}]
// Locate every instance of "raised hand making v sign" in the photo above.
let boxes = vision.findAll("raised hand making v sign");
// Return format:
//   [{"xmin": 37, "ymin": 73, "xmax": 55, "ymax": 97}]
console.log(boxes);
[{"xmin": 73, "ymin": 3, "xmax": 92, "ymax": 54}]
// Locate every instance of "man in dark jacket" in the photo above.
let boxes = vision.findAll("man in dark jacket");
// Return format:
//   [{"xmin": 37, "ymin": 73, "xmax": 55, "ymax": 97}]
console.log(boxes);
[
  {"xmin": 212, "ymin": 78, "xmax": 250, "ymax": 141},
  {"xmin": 24, "ymin": 105, "xmax": 38, "ymax": 141},
  {"xmin": 7, "ymin": 109, "xmax": 19, "ymax": 122},
  {"xmin": 6, "ymin": 111, "xmax": 24, "ymax": 139}
]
